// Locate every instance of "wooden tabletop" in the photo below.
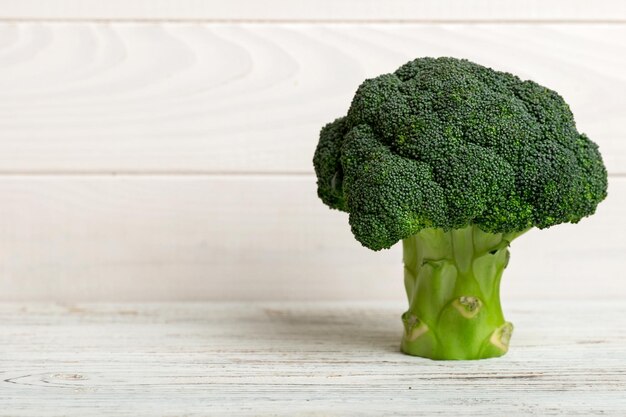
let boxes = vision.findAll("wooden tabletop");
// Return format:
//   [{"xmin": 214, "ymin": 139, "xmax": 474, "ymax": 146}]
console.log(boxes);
[{"xmin": 1, "ymin": 301, "xmax": 625, "ymax": 416}]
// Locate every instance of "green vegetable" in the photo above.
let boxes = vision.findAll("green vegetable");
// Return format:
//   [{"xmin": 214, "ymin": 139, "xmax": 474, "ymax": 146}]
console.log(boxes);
[{"xmin": 313, "ymin": 57, "xmax": 608, "ymax": 360}]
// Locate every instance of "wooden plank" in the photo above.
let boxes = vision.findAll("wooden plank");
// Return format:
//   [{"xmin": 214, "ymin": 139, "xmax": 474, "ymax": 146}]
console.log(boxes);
[
  {"xmin": 0, "ymin": 175, "xmax": 622, "ymax": 302},
  {"xmin": 0, "ymin": 0, "xmax": 625, "ymax": 21},
  {"xmin": 0, "ymin": 23, "xmax": 624, "ymax": 174},
  {"xmin": 0, "ymin": 301, "xmax": 625, "ymax": 416}
]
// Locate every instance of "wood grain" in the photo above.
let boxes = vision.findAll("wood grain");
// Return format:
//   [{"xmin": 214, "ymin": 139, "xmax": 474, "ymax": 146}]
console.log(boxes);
[
  {"xmin": 0, "ymin": 301, "xmax": 624, "ymax": 416},
  {"xmin": 1, "ymin": 0, "xmax": 625, "ymax": 21},
  {"xmin": 0, "ymin": 175, "xmax": 622, "ymax": 302},
  {"xmin": 0, "ymin": 23, "xmax": 624, "ymax": 174}
]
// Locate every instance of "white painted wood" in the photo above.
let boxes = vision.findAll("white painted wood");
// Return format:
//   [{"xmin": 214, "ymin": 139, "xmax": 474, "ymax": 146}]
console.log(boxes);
[
  {"xmin": 0, "ymin": 0, "xmax": 625, "ymax": 21},
  {"xmin": 0, "ymin": 301, "xmax": 624, "ymax": 416},
  {"xmin": 0, "ymin": 23, "xmax": 624, "ymax": 174},
  {"xmin": 0, "ymin": 176, "xmax": 622, "ymax": 302}
]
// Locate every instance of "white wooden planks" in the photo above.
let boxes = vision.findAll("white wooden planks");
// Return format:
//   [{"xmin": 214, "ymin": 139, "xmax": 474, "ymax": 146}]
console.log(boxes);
[
  {"xmin": 1, "ymin": 0, "xmax": 625, "ymax": 21},
  {"xmin": 0, "ymin": 301, "xmax": 625, "ymax": 416},
  {"xmin": 0, "ymin": 13, "xmax": 624, "ymax": 302},
  {"xmin": 0, "ymin": 23, "xmax": 624, "ymax": 174},
  {"xmin": 0, "ymin": 175, "xmax": 622, "ymax": 302}
]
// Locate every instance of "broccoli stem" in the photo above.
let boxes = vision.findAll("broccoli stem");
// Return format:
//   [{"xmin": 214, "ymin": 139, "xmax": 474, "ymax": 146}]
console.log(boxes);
[{"xmin": 401, "ymin": 225, "xmax": 527, "ymax": 360}]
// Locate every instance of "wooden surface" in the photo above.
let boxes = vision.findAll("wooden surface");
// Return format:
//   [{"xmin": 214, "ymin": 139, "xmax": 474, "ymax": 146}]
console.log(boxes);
[
  {"xmin": 0, "ymin": 5, "xmax": 625, "ymax": 302},
  {"xmin": 0, "ymin": 301, "xmax": 625, "ymax": 416},
  {"xmin": 1, "ymin": 0, "xmax": 625, "ymax": 21}
]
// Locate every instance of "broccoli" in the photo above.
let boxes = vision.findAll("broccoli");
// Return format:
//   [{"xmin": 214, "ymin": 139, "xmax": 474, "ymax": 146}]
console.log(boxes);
[{"xmin": 313, "ymin": 57, "xmax": 608, "ymax": 360}]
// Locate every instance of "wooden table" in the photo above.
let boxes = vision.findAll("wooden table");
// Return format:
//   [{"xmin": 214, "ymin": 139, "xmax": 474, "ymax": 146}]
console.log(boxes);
[{"xmin": 1, "ymin": 301, "xmax": 625, "ymax": 416}]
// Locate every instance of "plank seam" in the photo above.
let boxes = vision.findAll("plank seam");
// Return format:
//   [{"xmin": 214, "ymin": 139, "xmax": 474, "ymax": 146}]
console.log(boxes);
[
  {"xmin": 0, "ymin": 171, "xmax": 316, "ymax": 177},
  {"xmin": 1, "ymin": 18, "xmax": 626, "ymax": 24}
]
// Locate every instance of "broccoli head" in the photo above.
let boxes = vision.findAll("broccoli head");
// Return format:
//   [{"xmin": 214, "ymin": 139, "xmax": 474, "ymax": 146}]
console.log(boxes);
[
  {"xmin": 314, "ymin": 57, "xmax": 607, "ymax": 251},
  {"xmin": 313, "ymin": 57, "xmax": 608, "ymax": 360}
]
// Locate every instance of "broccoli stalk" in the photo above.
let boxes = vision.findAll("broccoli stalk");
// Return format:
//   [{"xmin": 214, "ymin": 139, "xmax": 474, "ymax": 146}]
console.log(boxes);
[
  {"xmin": 401, "ymin": 226, "xmax": 527, "ymax": 359},
  {"xmin": 313, "ymin": 57, "xmax": 608, "ymax": 360}
]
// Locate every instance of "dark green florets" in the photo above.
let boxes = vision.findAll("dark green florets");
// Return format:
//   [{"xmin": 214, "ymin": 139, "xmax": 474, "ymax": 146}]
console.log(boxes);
[{"xmin": 313, "ymin": 57, "xmax": 608, "ymax": 250}]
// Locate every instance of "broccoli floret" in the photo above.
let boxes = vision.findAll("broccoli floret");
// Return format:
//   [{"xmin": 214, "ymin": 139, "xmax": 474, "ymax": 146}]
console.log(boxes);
[
  {"xmin": 315, "ymin": 57, "xmax": 607, "ymax": 250},
  {"xmin": 313, "ymin": 57, "xmax": 608, "ymax": 360}
]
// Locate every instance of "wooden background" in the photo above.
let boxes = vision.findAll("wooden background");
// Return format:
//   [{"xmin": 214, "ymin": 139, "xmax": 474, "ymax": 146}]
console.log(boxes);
[{"xmin": 0, "ymin": 1, "xmax": 625, "ymax": 301}]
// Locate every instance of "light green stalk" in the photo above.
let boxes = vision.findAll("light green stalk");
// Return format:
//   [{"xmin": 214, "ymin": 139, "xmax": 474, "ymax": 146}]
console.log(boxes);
[{"xmin": 401, "ymin": 225, "xmax": 528, "ymax": 360}]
